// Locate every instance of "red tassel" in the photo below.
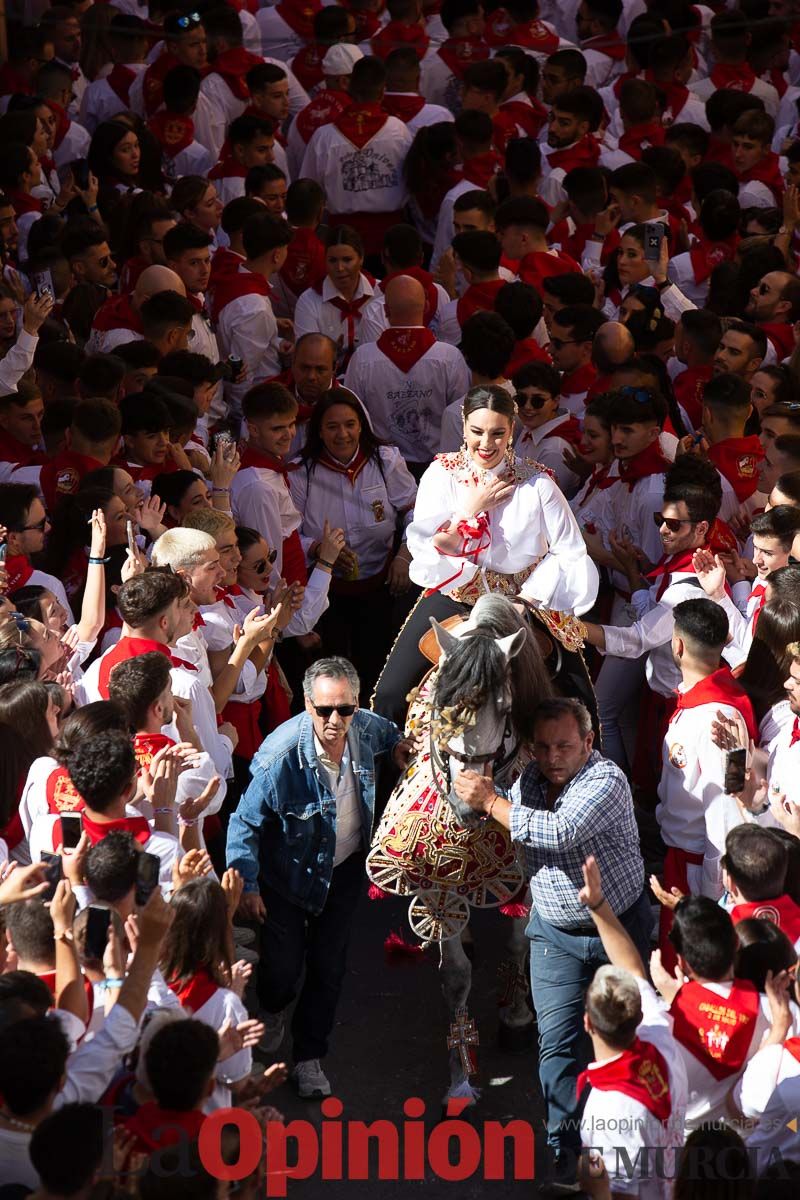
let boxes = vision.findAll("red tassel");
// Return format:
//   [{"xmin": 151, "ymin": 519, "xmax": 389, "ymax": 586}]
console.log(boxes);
[
  {"xmin": 499, "ymin": 901, "xmax": 531, "ymax": 918},
  {"xmin": 368, "ymin": 882, "xmax": 390, "ymax": 901},
  {"xmin": 383, "ymin": 930, "xmax": 425, "ymax": 960}
]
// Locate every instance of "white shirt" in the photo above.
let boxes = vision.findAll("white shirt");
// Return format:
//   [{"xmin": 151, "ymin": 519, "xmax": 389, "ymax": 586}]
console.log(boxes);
[
  {"xmin": 256, "ymin": 5, "xmax": 305, "ymax": 62},
  {"xmin": 383, "ymin": 93, "xmax": 454, "ymax": 135},
  {"xmin": 590, "ymin": 469, "xmax": 667, "ymax": 595},
  {"xmin": 408, "ymin": 453, "xmax": 599, "ymax": 612},
  {"xmin": 29, "ymin": 807, "xmax": 180, "ymax": 888},
  {"xmin": 602, "ymin": 568, "xmax": 704, "ymax": 698},
  {"xmin": 343, "ymin": 331, "xmax": 471, "ymax": 462},
  {"xmin": 514, "ymin": 414, "xmax": 582, "ymax": 498},
  {"xmin": 294, "ymin": 274, "xmax": 375, "ymax": 363},
  {"xmin": 358, "ymin": 280, "xmax": 451, "ymax": 344},
  {"xmin": 315, "ymin": 733, "xmax": 362, "ymax": 866},
  {"xmin": 741, "ymin": 1040, "xmax": 800, "ymax": 1161},
  {"xmin": 230, "ymin": 458, "xmax": 300, "ymax": 578},
  {"xmin": 79, "ymin": 64, "xmax": 148, "ymax": 134},
  {"xmin": 300, "ymin": 114, "xmax": 412, "ymax": 217},
  {"xmin": 215, "ymin": 275, "xmax": 282, "ymax": 410},
  {"xmin": 0, "ymin": 328, "xmax": 38, "ymax": 397}
]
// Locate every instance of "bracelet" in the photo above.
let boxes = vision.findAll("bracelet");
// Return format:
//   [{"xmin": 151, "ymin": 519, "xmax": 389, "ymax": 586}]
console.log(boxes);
[
  {"xmin": 88, "ymin": 556, "xmax": 110, "ymax": 565},
  {"xmin": 588, "ymin": 894, "xmax": 606, "ymax": 912},
  {"xmin": 485, "ymin": 794, "xmax": 499, "ymax": 820},
  {"xmin": 87, "ymin": 204, "xmax": 99, "ymax": 213},
  {"xmin": 317, "ymin": 558, "xmax": 336, "ymax": 569},
  {"xmin": 179, "ymin": 817, "xmax": 199, "ymax": 827},
  {"xmin": 654, "ymin": 280, "xmax": 670, "ymax": 293},
  {"xmin": 212, "ymin": 487, "xmax": 231, "ymax": 494},
  {"xmin": 100, "ymin": 977, "xmax": 124, "ymax": 990},
  {"xmin": 153, "ymin": 807, "xmax": 173, "ymax": 815},
  {"xmin": 54, "ymin": 929, "xmax": 74, "ymax": 943}
]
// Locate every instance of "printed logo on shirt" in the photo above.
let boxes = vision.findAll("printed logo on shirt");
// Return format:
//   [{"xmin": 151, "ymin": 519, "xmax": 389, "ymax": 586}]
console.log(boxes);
[
  {"xmin": 750, "ymin": 903, "xmax": 781, "ymax": 924},
  {"xmin": 342, "ymin": 149, "xmax": 399, "ymax": 193},
  {"xmin": 668, "ymin": 742, "xmax": 687, "ymax": 769},
  {"xmin": 56, "ymin": 467, "xmax": 79, "ymax": 493},
  {"xmin": 737, "ymin": 456, "xmax": 757, "ymax": 479},
  {"xmin": 638, "ymin": 1057, "xmax": 670, "ymax": 1102},
  {"xmin": 389, "ymin": 389, "xmax": 436, "ymax": 447}
]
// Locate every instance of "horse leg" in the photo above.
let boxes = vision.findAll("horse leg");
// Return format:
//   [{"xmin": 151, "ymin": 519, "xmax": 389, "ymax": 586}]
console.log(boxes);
[
  {"xmin": 497, "ymin": 914, "xmax": 536, "ymax": 1052},
  {"xmin": 439, "ymin": 930, "xmax": 480, "ymax": 1106}
]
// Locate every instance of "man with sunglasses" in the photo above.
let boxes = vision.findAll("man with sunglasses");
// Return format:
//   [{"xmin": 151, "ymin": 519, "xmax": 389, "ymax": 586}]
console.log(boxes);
[
  {"xmin": 744, "ymin": 270, "xmax": 800, "ymax": 363},
  {"xmin": 548, "ymin": 302, "xmax": 605, "ymax": 416},
  {"xmin": 513, "ymin": 360, "xmax": 582, "ymax": 497},
  {"xmin": 226, "ymin": 655, "xmax": 412, "ymax": 1100},
  {"xmin": 0, "ymin": 481, "xmax": 73, "ymax": 619}
]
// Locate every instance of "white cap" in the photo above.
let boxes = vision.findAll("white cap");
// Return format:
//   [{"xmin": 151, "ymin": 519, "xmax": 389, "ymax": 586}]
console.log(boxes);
[{"xmin": 322, "ymin": 43, "xmax": 364, "ymax": 75}]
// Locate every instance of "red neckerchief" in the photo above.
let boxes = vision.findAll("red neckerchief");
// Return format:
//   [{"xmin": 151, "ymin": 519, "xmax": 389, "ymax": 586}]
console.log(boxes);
[
  {"xmin": 790, "ymin": 716, "xmax": 800, "ymax": 747},
  {"xmin": 672, "ymin": 665, "xmax": 758, "ymax": 741},
  {"xmin": 81, "ymin": 811, "xmax": 152, "ymax": 847},
  {"xmin": 645, "ymin": 72, "xmax": 689, "ymax": 123},
  {"xmin": 40, "ymin": 450, "xmax": 104, "ymax": 515},
  {"xmin": 295, "ymin": 88, "xmax": 352, "ymax": 145},
  {"xmin": 582, "ymin": 29, "xmax": 626, "ymax": 59},
  {"xmin": 211, "ymin": 47, "xmax": 262, "ymax": 101},
  {"xmin": 107, "ymin": 63, "xmax": 137, "ymax": 106},
  {"xmin": 688, "ymin": 233, "xmax": 740, "ymax": 285},
  {"xmin": 710, "ymin": 61, "xmax": 756, "ymax": 90},
  {"xmin": 462, "ymin": 149, "xmax": 503, "ymax": 189},
  {"xmin": 46, "ymin": 765, "xmax": 85, "ymax": 815},
  {"xmin": 380, "ymin": 266, "xmax": 438, "ymax": 326},
  {"xmin": 372, "ymin": 21, "xmax": 429, "ymax": 59},
  {"xmin": 98, "ymin": 636, "xmax": 171, "ymax": 699},
  {"xmin": 455, "ymin": 277, "xmax": 505, "ymax": 326},
  {"xmin": 491, "ymin": 108, "xmax": 522, "ymax": 153},
  {"xmin": 577, "ymin": 1037, "xmax": 672, "ymax": 1124},
  {"xmin": 125, "ymin": 1103, "xmax": 206, "ymax": 1154},
  {"xmin": 673, "ymin": 363, "xmax": 712, "ymax": 428},
  {"xmin": 46, "ymin": 100, "xmax": 71, "ymax": 151},
  {"xmin": 731, "ymin": 894, "xmax": 800, "ymax": 944},
  {"xmin": 148, "ymin": 110, "xmax": 195, "ymax": 157},
  {"xmin": 706, "ymin": 134, "xmax": 736, "ymax": 170},
  {"xmin": 484, "ymin": 9, "xmax": 558, "ymax": 51},
  {"xmin": 116, "ymin": 453, "xmax": 180, "ymax": 484},
  {"xmin": 133, "ymin": 731, "xmax": 175, "ymax": 772},
  {"xmin": 580, "ymin": 463, "xmax": 617, "ymax": 506},
  {"xmin": 318, "ymin": 447, "xmax": 370, "ymax": 484},
  {"xmin": 748, "ymin": 582, "xmax": 767, "ymax": 634},
  {"xmin": 549, "ymin": 218, "xmax": 618, "ymax": 265},
  {"xmin": 276, "ymin": 0, "xmax": 321, "ymax": 38},
  {"xmin": 142, "ymin": 51, "xmax": 178, "ymax": 116},
  {"xmin": 324, "ymin": 290, "xmax": 370, "ymax": 357},
  {"xmin": 506, "ymin": 337, "xmax": 552, "ymax": 375},
  {"xmin": 92, "ymin": 293, "xmax": 143, "ymax": 334},
  {"xmin": 707, "ymin": 434, "xmax": 764, "ymax": 502},
  {"xmin": 760, "ymin": 320, "xmax": 795, "ymax": 361},
  {"xmin": 618, "ymin": 120, "xmax": 666, "ymax": 159},
  {"xmin": 192, "ymin": 611, "xmax": 206, "ymax": 631},
  {"xmin": 784, "ymin": 1036, "xmax": 800, "ymax": 1063},
  {"xmin": 518, "ymin": 248, "xmax": 581, "ymax": 292},
  {"xmin": 618, "ymin": 441, "xmax": 669, "ymax": 491},
  {"xmin": 0, "ymin": 63, "xmax": 33, "ymax": 96},
  {"xmin": 560, "ymin": 361, "xmax": 597, "ymax": 398},
  {"xmin": 501, "ymin": 96, "xmax": 547, "ymax": 139},
  {"xmin": 736, "ymin": 151, "xmax": 785, "ymax": 203},
  {"xmin": 7, "ymin": 189, "xmax": 42, "ymax": 217},
  {"xmin": 546, "ymin": 133, "xmax": 600, "ymax": 173},
  {"xmin": 208, "ymin": 264, "xmax": 271, "ymax": 323},
  {"xmin": 333, "ymin": 101, "xmax": 389, "ymax": 149},
  {"xmin": 0, "ymin": 429, "xmax": 46, "ymax": 467},
  {"xmin": 345, "ymin": 4, "xmax": 381, "ymax": 39},
  {"xmin": 167, "ymin": 966, "xmax": 219, "ymax": 1013},
  {"xmin": 291, "ymin": 42, "xmax": 325, "ymax": 92},
  {"xmin": 239, "ymin": 444, "xmax": 298, "ymax": 482},
  {"xmin": 547, "ymin": 414, "xmax": 583, "ymax": 448},
  {"xmin": 670, "ymin": 979, "xmax": 760, "ymax": 1081},
  {"xmin": 4, "ymin": 554, "xmax": 34, "ymax": 592},
  {"xmin": 382, "ymin": 91, "xmax": 426, "ymax": 121},
  {"xmin": 646, "ymin": 547, "xmax": 700, "ymax": 601},
  {"xmin": 376, "ymin": 326, "xmax": 436, "ymax": 373},
  {"xmin": 437, "ymin": 35, "xmax": 489, "ymax": 77},
  {"xmin": 212, "ymin": 585, "xmax": 237, "ymax": 611},
  {"xmin": 280, "ymin": 225, "xmax": 326, "ymax": 295},
  {"xmin": 208, "ymin": 153, "xmax": 247, "ymax": 181}
]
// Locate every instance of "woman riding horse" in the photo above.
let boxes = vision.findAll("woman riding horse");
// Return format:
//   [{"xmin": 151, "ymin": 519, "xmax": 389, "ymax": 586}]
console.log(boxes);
[{"xmin": 371, "ymin": 385, "xmax": 599, "ymax": 726}]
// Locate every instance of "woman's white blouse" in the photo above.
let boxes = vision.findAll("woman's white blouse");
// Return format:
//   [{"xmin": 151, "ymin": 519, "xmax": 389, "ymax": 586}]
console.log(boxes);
[
  {"xmin": 289, "ymin": 447, "xmax": 418, "ymax": 581},
  {"xmin": 408, "ymin": 452, "xmax": 599, "ymax": 615}
]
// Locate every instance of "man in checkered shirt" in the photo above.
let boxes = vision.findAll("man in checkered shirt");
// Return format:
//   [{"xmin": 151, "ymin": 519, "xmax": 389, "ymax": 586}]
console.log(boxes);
[{"xmin": 455, "ymin": 695, "xmax": 650, "ymax": 1194}]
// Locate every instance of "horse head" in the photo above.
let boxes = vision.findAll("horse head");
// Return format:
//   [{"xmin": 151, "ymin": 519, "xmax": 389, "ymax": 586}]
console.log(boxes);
[{"xmin": 429, "ymin": 615, "xmax": 526, "ymax": 827}]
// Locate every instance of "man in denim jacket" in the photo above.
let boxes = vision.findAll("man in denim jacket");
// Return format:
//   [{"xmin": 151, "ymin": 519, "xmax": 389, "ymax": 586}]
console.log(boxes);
[{"xmin": 226, "ymin": 655, "xmax": 411, "ymax": 1099}]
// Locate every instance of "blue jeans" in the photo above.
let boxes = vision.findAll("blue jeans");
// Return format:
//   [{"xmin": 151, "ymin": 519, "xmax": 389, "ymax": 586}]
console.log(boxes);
[{"xmin": 527, "ymin": 890, "xmax": 653, "ymax": 1155}]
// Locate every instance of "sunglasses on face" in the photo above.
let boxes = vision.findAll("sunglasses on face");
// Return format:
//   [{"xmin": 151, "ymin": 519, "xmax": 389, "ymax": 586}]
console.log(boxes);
[
  {"xmin": 253, "ymin": 549, "xmax": 278, "ymax": 573},
  {"xmin": 516, "ymin": 392, "xmax": 549, "ymax": 410},
  {"xmin": 312, "ymin": 703, "xmax": 357, "ymax": 718},
  {"xmin": 654, "ymin": 512, "xmax": 692, "ymax": 532}
]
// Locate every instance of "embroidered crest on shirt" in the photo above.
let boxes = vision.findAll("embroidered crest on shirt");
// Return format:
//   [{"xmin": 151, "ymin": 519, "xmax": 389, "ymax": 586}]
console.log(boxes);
[
  {"xmin": 371, "ymin": 498, "xmax": 385, "ymax": 522},
  {"xmin": 668, "ymin": 742, "xmax": 687, "ymax": 769},
  {"xmin": 638, "ymin": 1057, "xmax": 670, "ymax": 1102},
  {"xmin": 738, "ymin": 455, "xmax": 756, "ymax": 478}
]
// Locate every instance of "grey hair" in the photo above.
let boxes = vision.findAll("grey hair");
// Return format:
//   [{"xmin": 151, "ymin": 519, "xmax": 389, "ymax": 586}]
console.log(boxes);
[
  {"xmin": 302, "ymin": 656, "xmax": 360, "ymax": 702},
  {"xmin": 533, "ymin": 696, "xmax": 592, "ymax": 737}
]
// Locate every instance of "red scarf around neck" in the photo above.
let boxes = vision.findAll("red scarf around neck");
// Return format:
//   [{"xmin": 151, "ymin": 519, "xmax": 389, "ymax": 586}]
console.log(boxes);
[
  {"xmin": 456, "ymin": 277, "xmax": 505, "ymax": 325},
  {"xmin": 618, "ymin": 121, "xmax": 666, "ymax": 159},
  {"xmin": 46, "ymin": 100, "xmax": 71, "ymax": 151},
  {"xmin": 582, "ymin": 29, "xmax": 626, "ymax": 59},
  {"xmin": 618, "ymin": 441, "xmax": 669, "ymax": 491},
  {"xmin": 437, "ymin": 35, "xmax": 490, "ymax": 78},
  {"xmin": 707, "ymin": 434, "xmax": 763, "ymax": 502},
  {"xmin": 148, "ymin": 110, "xmax": 195, "ymax": 157},
  {"xmin": 142, "ymin": 51, "xmax": 179, "ymax": 117},
  {"xmin": 276, "ymin": 0, "xmax": 321, "ymax": 39},
  {"xmin": 292, "ymin": 42, "xmax": 325, "ymax": 92},
  {"xmin": 372, "ymin": 20, "xmax": 430, "ymax": 59},
  {"xmin": 211, "ymin": 47, "xmax": 263, "ymax": 101},
  {"xmin": 577, "ymin": 1037, "xmax": 672, "ymax": 1124},
  {"xmin": 208, "ymin": 265, "xmax": 270, "ymax": 323},
  {"xmin": 760, "ymin": 320, "xmax": 795, "ymax": 361},
  {"xmin": 4, "ymin": 554, "xmax": 34, "ymax": 592},
  {"xmin": 670, "ymin": 979, "xmax": 760, "ymax": 1081},
  {"xmin": 376, "ymin": 326, "xmax": 436, "ymax": 373},
  {"xmin": 560, "ymin": 361, "xmax": 597, "ymax": 398},
  {"xmin": 240, "ymin": 444, "xmax": 296, "ymax": 479},
  {"xmin": 334, "ymin": 101, "xmax": 388, "ymax": 149},
  {"xmin": 731, "ymin": 894, "xmax": 800, "ymax": 945},
  {"xmin": 318, "ymin": 446, "xmax": 370, "ymax": 484},
  {"xmin": 7, "ymin": 189, "xmax": 42, "ymax": 217},
  {"xmin": 645, "ymin": 73, "xmax": 689, "ymax": 123},
  {"xmin": 518, "ymin": 248, "xmax": 581, "ymax": 292},
  {"xmin": 462, "ymin": 149, "xmax": 503, "ymax": 189},
  {"xmin": 737, "ymin": 151, "xmax": 785, "ymax": 202},
  {"xmin": 209, "ymin": 153, "xmax": 248, "ymax": 181},
  {"xmin": 380, "ymin": 266, "xmax": 438, "ymax": 325},
  {"xmin": 81, "ymin": 811, "xmax": 152, "ymax": 847},
  {"xmin": 167, "ymin": 966, "xmax": 220, "ymax": 1013},
  {"xmin": 546, "ymin": 134, "xmax": 600, "ymax": 173},
  {"xmin": 382, "ymin": 92, "xmax": 426, "ymax": 122},
  {"xmin": 280, "ymin": 226, "xmax": 327, "ymax": 295},
  {"xmin": 98, "ymin": 635, "xmax": 171, "ymax": 699},
  {"xmin": 107, "ymin": 63, "xmax": 137, "ymax": 106},
  {"xmin": 501, "ymin": 96, "xmax": 547, "ymax": 139},
  {"xmin": 133, "ymin": 731, "xmax": 175, "ymax": 772},
  {"xmin": 710, "ymin": 61, "xmax": 756, "ymax": 90},
  {"xmin": 46, "ymin": 765, "xmax": 85, "ymax": 815},
  {"xmin": 125, "ymin": 1104, "xmax": 205, "ymax": 1154},
  {"xmin": 295, "ymin": 88, "xmax": 352, "ymax": 145},
  {"xmin": 672, "ymin": 665, "xmax": 758, "ymax": 741},
  {"xmin": 92, "ymin": 293, "xmax": 143, "ymax": 334},
  {"xmin": 688, "ymin": 233, "xmax": 740, "ymax": 284},
  {"xmin": 673, "ymin": 363, "xmax": 712, "ymax": 428}
]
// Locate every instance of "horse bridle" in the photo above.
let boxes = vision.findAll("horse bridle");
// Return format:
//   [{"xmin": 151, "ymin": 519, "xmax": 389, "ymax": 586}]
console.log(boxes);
[{"xmin": 428, "ymin": 711, "xmax": 519, "ymax": 802}]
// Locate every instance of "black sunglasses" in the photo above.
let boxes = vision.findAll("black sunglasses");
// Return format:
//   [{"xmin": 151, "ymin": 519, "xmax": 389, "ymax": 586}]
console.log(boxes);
[
  {"xmin": 174, "ymin": 10, "xmax": 201, "ymax": 27},
  {"xmin": 312, "ymin": 703, "xmax": 357, "ymax": 718},
  {"xmin": 516, "ymin": 391, "xmax": 548, "ymax": 410},
  {"xmin": 253, "ymin": 549, "xmax": 278, "ymax": 572},
  {"xmin": 654, "ymin": 512, "xmax": 692, "ymax": 532}
]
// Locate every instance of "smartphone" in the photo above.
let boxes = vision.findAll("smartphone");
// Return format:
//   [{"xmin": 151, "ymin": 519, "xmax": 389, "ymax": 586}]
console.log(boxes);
[
  {"xmin": 60, "ymin": 812, "xmax": 82, "ymax": 850},
  {"xmin": 84, "ymin": 905, "xmax": 112, "ymax": 961},
  {"xmin": 70, "ymin": 160, "xmax": 90, "ymax": 190},
  {"xmin": 724, "ymin": 747, "xmax": 747, "ymax": 795},
  {"xmin": 32, "ymin": 268, "xmax": 54, "ymax": 301},
  {"xmin": 644, "ymin": 221, "xmax": 668, "ymax": 262},
  {"xmin": 0, "ymin": 543, "xmax": 6, "ymax": 563},
  {"xmin": 126, "ymin": 519, "xmax": 137, "ymax": 557},
  {"xmin": 135, "ymin": 851, "xmax": 160, "ymax": 906},
  {"xmin": 40, "ymin": 852, "xmax": 62, "ymax": 902},
  {"xmin": 214, "ymin": 430, "xmax": 237, "ymax": 462}
]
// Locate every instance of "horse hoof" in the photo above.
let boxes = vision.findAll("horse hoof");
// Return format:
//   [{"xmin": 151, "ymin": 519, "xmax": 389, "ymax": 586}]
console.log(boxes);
[{"xmin": 497, "ymin": 1020, "xmax": 537, "ymax": 1053}]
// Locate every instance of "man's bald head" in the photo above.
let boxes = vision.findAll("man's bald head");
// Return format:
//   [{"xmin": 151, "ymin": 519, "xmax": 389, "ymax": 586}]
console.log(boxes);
[
  {"xmin": 385, "ymin": 275, "xmax": 426, "ymax": 327},
  {"xmin": 134, "ymin": 266, "xmax": 187, "ymax": 307},
  {"xmin": 593, "ymin": 321, "xmax": 634, "ymax": 373}
]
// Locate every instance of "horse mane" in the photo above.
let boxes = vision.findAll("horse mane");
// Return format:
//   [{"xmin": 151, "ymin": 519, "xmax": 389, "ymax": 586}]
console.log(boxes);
[{"xmin": 432, "ymin": 596, "xmax": 553, "ymax": 744}]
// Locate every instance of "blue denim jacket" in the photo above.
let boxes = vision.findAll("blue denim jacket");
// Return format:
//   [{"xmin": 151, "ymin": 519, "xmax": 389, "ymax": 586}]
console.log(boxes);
[{"xmin": 226, "ymin": 710, "xmax": 402, "ymax": 914}]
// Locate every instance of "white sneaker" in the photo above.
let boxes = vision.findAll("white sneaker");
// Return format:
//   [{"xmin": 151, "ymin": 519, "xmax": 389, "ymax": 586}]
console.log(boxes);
[
  {"xmin": 292, "ymin": 1058, "xmax": 331, "ymax": 1099},
  {"xmin": 257, "ymin": 1010, "xmax": 285, "ymax": 1054}
]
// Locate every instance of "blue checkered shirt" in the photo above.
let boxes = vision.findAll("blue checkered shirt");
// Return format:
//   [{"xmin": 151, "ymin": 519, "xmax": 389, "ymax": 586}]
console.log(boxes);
[{"xmin": 508, "ymin": 750, "xmax": 644, "ymax": 930}]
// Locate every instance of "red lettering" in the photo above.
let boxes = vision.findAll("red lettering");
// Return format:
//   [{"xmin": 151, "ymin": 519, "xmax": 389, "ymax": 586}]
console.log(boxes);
[
  {"xmin": 198, "ymin": 1108, "xmax": 262, "ymax": 1180},
  {"xmin": 482, "ymin": 1119, "xmax": 536, "ymax": 1180},
  {"xmin": 265, "ymin": 1119, "xmax": 320, "ymax": 1198},
  {"xmin": 320, "ymin": 1097, "xmax": 344, "ymax": 1179},
  {"xmin": 347, "ymin": 1120, "xmax": 400, "ymax": 1180},
  {"xmin": 402, "ymin": 1097, "xmax": 426, "ymax": 1180},
  {"xmin": 427, "ymin": 1118, "xmax": 482, "ymax": 1181}
]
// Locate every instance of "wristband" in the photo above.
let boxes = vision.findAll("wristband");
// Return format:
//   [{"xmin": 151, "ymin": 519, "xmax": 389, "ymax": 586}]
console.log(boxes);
[
  {"xmin": 654, "ymin": 280, "xmax": 670, "ymax": 293},
  {"xmin": 88, "ymin": 556, "xmax": 110, "ymax": 565},
  {"xmin": 153, "ymin": 807, "xmax": 173, "ymax": 815},
  {"xmin": 588, "ymin": 895, "xmax": 606, "ymax": 912},
  {"xmin": 179, "ymin": 817, "xmax": 198, "ymax": 827},
  {"xmin": 101, "ymin": 977, "xmax": 124, "ymax": 990},
  {"xmin": 317, "ymin": 558, "xmax": 336, "ymax": 569},
  {"xmin": 485, "ymin": 794, "xmax": 499, "ymax": 820}
]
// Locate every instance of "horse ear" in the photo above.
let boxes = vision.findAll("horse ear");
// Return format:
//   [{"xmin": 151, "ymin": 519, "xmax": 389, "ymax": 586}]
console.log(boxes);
[
  {"xmin": 496, "ymin": 629, "xmax": 526, "ymax": 661},
  {"xmin": 430, "ymin": 618, "xmax": 460, "ymax": 658}
]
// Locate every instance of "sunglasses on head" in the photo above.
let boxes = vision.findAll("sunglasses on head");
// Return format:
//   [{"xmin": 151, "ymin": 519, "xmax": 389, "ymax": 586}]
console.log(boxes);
[
  {"xmin": 620, "ymin": 386, "xmax": 653, "ymax": 404},
  {"xmin": 312, "ymin": 703, "xmax": 357, "ymax": 718},
  {"xmin": 174, "ymin": 10, "xmax": 201, "ymax": 27},
  {"xmin": 253, "ymin": 549, "xmax": 278, "ymax": 572},
  {"xmin": 654, "ymin": 512, "xmax": 692, "ymax": 532}
]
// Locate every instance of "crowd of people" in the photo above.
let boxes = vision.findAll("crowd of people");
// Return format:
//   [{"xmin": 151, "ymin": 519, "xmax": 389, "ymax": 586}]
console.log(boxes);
[{"xmin": 3, "ymin": 0, "xmax": 800, "ymax": 1193}]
